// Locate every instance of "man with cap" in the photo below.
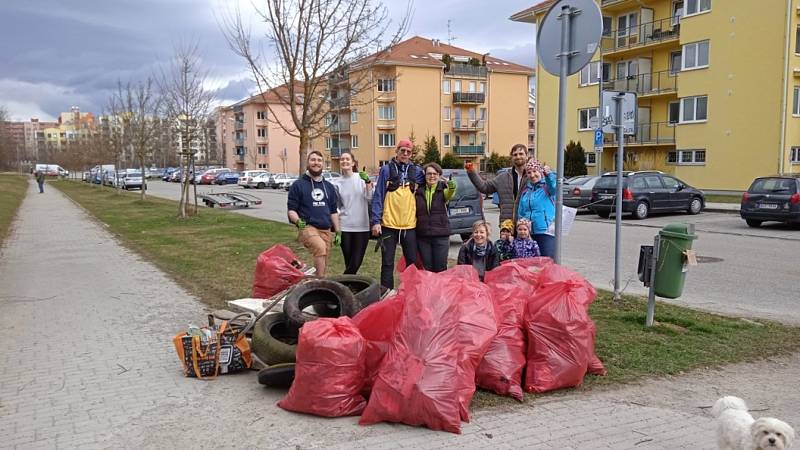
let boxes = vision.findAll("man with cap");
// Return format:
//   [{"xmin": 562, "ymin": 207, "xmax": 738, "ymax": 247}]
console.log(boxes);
[{"xmin": 371, "ymin": 138, "xmax": 425, "ymax": 293}]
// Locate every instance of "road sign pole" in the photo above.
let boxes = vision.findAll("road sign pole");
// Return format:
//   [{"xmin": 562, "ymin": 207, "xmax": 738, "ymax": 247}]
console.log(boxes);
[
  {"xmin": 553, "ymin": 4, "xmax": 573, "ymax": 265},
  {"xmin": 613, "ymin": 93, "xmax": 625, "ymax": 301}
]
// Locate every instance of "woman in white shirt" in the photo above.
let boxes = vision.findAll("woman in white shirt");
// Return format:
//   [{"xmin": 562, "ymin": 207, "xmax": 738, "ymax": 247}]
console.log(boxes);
[{"xmin": 333, "ymin": 152, "xmax": 374, "ymax": 274}]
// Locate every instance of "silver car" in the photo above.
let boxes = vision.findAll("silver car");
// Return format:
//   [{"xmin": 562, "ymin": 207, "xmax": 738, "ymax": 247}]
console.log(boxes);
[
  {"xmin": 121, "ymin": 170, "xmax": 144, "ymax": 190},
  {"xmin": 239, "ymin": 170, "xmax": 268, "ymax": 188},
  {"xmin": 562, "ymin": 175, "xmax": 600, "ymax": 209},
  {"xmin": 248, "ymin": 172, "xmax": 273, "ymax": 189}
]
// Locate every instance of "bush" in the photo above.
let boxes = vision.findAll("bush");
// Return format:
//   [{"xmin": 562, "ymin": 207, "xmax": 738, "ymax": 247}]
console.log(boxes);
[
  {"xmin": 440, "ymin": 153, "xmax": 463, "ymax": 169},
  {"xmin": 564, "ymin": 140, "xmax": 588, "ymax": 178},
  {"xmin": 485, "ymin": 152, "xmax": 511, "ymax": 173}
]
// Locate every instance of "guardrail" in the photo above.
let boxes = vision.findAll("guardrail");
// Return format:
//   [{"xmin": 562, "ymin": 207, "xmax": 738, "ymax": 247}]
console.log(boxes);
[
  {"xmin": 602, "ymin": 70, "xmax": 677, "ymax": 96},
  {"xmin": 452, "ymin": 144, "xmax": 486, "ymax": 156},
  {"xmin": 452, "ymin": 92, "xmax": 485, "ymax": 104},
  {"xmin": 603, "ymin": 122, "xmax": 676, "ymax": 146},
  {"xmin": 453, "ymin": 119, "xmax": 485, "ymax": 131},
  {"xmin": 600, "ymin": 17, "xmax": 679, "ymax": 53}
]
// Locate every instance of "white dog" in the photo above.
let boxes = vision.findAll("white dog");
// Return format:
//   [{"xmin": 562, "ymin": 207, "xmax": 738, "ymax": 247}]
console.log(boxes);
[{"xmin": 712, "ymin": 396, "xmax": 795, "ymax": 450}]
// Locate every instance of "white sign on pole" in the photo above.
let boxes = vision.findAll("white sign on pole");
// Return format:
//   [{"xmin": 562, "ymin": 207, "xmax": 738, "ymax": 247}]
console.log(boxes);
[{"xmin": 601, "ymin": 91, "xmax": 637, "ymax": 136}]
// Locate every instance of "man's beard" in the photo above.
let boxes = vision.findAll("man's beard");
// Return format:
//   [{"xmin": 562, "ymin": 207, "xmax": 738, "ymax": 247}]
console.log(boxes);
[{"xmin": 308, "ymin": 166, "xmax": 323, "ymax": 177}]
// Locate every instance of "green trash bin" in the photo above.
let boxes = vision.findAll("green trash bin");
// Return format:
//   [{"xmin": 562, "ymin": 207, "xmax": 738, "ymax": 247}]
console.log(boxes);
[{"xmin": 653, "ymin": 223, "xmax": 697, "ymax": 299}]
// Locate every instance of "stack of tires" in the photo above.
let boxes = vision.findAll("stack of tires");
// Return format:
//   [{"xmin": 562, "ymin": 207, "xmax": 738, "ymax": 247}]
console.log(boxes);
[{"xmin": 254, "ymin": 275, "xmax": 380, "ymax": 387}]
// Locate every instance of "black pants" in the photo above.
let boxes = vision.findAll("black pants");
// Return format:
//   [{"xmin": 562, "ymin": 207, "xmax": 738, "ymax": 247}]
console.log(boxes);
[
  {"xmin": 417, "ymin": 235, "xmax": 450, "ymax": 273},
  {"xmin": 340, "ymin": 231, "xmax": 371, "ymax": 275},
  {"xmin": 380, "ymin": 227, "xmax": 417, "ymax": 290}
]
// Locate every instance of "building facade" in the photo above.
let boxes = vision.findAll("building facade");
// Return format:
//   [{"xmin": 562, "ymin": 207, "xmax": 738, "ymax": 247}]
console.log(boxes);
[
  {"xmin": 513, "ymin": 0, "xmax": 800, "ymax": 191},
  {"xmin": 321, "ymin": 36, "xmax": 533, "ymax": 171},
  {"xmin": 217, "ymin": 89, "xmax": 301, "ymax": 174}
]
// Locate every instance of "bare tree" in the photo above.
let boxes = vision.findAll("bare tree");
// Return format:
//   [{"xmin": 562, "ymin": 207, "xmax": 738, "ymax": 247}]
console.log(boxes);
[
  {"xmin": 0, "ymin": 105, "xmax": 10, "ymax": 170},
  {"xmin": 159, "ymin": 42, "xmax": 215, "ymax": 218},
  {"xmin": 222, "ymin": 0, "xmax": 412, "ymax": 173},
  {"xmin": 105, "ymin": 94, "xmax": 128, "ymax": 192}
]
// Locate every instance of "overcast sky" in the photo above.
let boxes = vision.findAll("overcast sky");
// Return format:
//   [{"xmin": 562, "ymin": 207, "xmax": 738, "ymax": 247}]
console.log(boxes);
[{"xmin": 0, "ymin": 0, "xmax": 538, "ymax": 121}]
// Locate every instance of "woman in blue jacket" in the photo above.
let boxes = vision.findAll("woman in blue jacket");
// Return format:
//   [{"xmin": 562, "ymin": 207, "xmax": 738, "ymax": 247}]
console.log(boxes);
[{"xmin": 513, "ymin": 159, "xmax": 557, "ymax": 258}]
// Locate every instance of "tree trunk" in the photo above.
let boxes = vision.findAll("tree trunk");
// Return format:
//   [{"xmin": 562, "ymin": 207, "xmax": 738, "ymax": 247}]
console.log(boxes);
[
  {"xmin": 298, "ymin": 131, "xmax": 310, "ymax": 174},
  {"xmin": 191, "ymin": 154, "xmax": 198, "ymax": 215},
  {"xmin": 178, "ymin": 153, "xmax": 187, "ymax": 218},
  {"xmin": 140, "ymin": 156, "xmax": 147, "ymax": 201}
]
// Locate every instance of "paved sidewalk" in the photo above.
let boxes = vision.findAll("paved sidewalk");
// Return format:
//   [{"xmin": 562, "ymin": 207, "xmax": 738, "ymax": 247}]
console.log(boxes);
[{"xmin": 0, "ymin": 181, "xmax": 797, "ymax": 449}]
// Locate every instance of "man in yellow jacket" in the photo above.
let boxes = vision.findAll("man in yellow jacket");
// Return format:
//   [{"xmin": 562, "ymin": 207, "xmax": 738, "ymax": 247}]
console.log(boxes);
[{"xmin": 371, "ymin": 139, "xmax": 425, "ymax": 292}]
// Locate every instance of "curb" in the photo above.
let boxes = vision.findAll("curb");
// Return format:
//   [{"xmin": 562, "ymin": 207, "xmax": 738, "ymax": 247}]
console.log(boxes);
[{"xmin": 704, "ymin": 207, "xmax": 739, "ymax": 214}]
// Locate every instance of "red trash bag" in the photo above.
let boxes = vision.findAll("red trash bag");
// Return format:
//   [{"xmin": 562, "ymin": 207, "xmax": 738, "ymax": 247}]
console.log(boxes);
[
  {"xmin": 524, "ymin": 265, "xmax": 603, "ymax": 393},
  {"xmin": 478, "ymin": 262, "xmax": 544, "ymax": 401},
  {"xmin": 359, "ymin": 267, "xmax": 496, "ymax": 433},
  {"xmin": 277, "ymin": 317, "xmax": 367, "ymax": 417},
  {"xmin": 352, "ymin": 293, "xmax": 406, "ymax": 395},
  {"xmin": 252, "ymin": 245, "xmax": 305, "ymax": 299}
]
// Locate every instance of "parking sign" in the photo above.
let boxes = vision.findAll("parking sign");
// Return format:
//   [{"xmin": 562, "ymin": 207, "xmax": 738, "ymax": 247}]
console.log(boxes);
[{"xmin": 594, "ymin": 129, "xmax": 604, "ymax": 152}]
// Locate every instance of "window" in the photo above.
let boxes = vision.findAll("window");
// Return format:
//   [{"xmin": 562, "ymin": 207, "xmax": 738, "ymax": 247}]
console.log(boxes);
[
  {"xmin": 617, "ymin": 12, "xmax": 638, "ymax": 37},
  {"xmin": 668, "ymin": 101, "xmax": 680, "ymax": 124},
  {"xmin": 377, "ymin": 79, "xmax": 395, "ymax": 92},
  {"xmin": 442, "ymin": 79, "xmax": 450, "ymax": 94},
  {"xmin": 480, "ymin": 133, "xmax": 486, "ymax": 145},
  {"xmin": 793, "ymin": 87, "xmax": 800, "ymax": 116},
  {"xmin": 468, "ymin": 81, "xmax": 476, "ymax": 93},
  {"xmin": 351, "ymin": 110, "xmax": 358, "ymax": 123},
  {"xmin": 791, "ymin": 147, "xmax": 800, "ymax": 163},
  {"xmin": 672, "ymin": 1, "xmax": 684, "ymax": 25},
  {"xmin": 378, "ymin": 105, "xmax": 395, "ymax": 120},
  {"xmin": 602, "ymin": 16, "xmax": 612, "ymax": 36},
  {"xmin": 443, "ymin": 133, "xmax": 451, "ymax": 147},
  {"xmin": 682, "ymin": 41, "xmax": 709, "ymax": 70},
  {"xmin": 480, "ymin": 108, "xmax": 487, "ymax": 121},
  {"xmin": 670, "ymin": 51, "xmax": 682, "ymax": 74},
  {"xmin": 644, "ymin": 176, "xmax": 664, "ymax": 188},
  {"xmin": 257, "ymin": 146, "xmax": 267, "ymax": 155},
  {"xmin": 454, "ymin": 80, "xmax": 462, "ymax": 93},
  {"xmin": 257, "ymin": 163, "xmax": 268, "ymax": 169},
  {"xmin": 468, "ymin": 134, "xmax": 476, "ymax": 146},
  {"xmin": 325, "ymin": 138, "xmax": 331, "ymax": 150},
  {"xmin": 680, "ymin": 96, "xmax": 708, "ymax": 123},
  {"xmin": 661, "ymin": 176, "xmax": 679, "ymax": 189},
  {"xmin": 585, "ymin": 153, "xmax": 597, "ymax": 165},
  {"xmin": 667, "ymin": 149, "xmax": 706, "ymax": 164},
  {"xmin": 468, "ymin": 107, "xmax": 477, "ymax": 120},
  {"xmin": 351, "ymin": 135, "xmax": 359, "ymax": 148},
  {"xmin": 796, "ymin": 25, "xmax": 800, "ymax": 54},
  {"xmin": 579, "ymin": 61, "xmax": 602, "ymax": 86},
  {"xmin": 443, "ymin": 106, "xmax": 451, "ymax": 120},
  {"xmin": 684, "ymin": 0, "xmax": 711, "ymax": 17},
  {"xmin": 256, "ymin": 111, "xmax": 266, "ymax": 120},
  {"xmin": 257, "ymin": 128, "xmax": 267, "ymax": 137},
  {"xmin": 378, "ymin": 133, "xmax": 395, "ymax": 147},
  {"xmin": 578, "ymin": 107, "xmax": 599, "ymax": 131},
  {"xmin": 617, "ymin": 60, "xmax": 637, "ymax": 79},
  {"xmin": 479, "ymin": 82, "xmax": 486, "ymax": 93},
  {"xmin": 602, "ymin": 63, "xmax": 611, "ymax": 82}
]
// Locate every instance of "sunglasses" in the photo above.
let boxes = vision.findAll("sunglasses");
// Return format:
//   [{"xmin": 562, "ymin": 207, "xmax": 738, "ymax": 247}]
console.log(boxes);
[{"xmin": 398, "ymin": 148, "xmax": 412, "ymax": 154}]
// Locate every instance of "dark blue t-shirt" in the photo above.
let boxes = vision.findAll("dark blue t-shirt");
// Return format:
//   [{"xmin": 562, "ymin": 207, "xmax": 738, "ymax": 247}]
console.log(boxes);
[{"xmin": 287, "ymin": 174, "xmax": 338, "ymax": 230}]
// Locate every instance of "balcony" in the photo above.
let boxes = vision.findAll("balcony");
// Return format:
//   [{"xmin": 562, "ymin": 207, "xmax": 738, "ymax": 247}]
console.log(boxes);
[
  {"xmin": 376, "ymin": 121, "xmax": 396, "ymax": 130},
  {"xmin": 330, "ymin": 145, "xmax": 351, "ymax": 158},
  {"xmin": 602, "ymin": 70, "xmax": 677, "ymax": 97},
  {"xmin": 603, "ymin": 122, "xmax": 676, "ymax": 147},
  {"xmin": 452, "ymin": 144, "xmax": 486, "ymax": 156},
  {"xmin": 453, "ymin": 119, "xmax": 485, "ymax": 132},
  {"xmin": 329, "ymin": 123, "xmax": 350, "ymax": 134},
  {"xmin": 601, "ymin": 17, "xmax": 680, "ymax": 55},
  {"xmin": 452, "ymin": 92, "xmax": 485, "ymax": 104},
  {"xmin": 255, "ymin": 135, "xmax": 268, "ymax": 143},
  {"xmin": 329, "ymin": 96, "xmax": 350, "ymax": 109},
  {"xmin": 446, "ymin": 62, "xmax": 487, "ymax": 78},
  {"xmin": 234, "ymin": 137, "xmax": 245, "ymax": 146},
  {"xmin": 234, "ymin": 120, "xmax": 245, "ymax": 130}
]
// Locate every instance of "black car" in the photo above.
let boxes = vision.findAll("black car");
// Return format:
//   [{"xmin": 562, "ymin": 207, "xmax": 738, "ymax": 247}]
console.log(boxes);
[
  {"xmin": 739, "ymin": 175, "xmax": 800, "ymax": 227},
  {"xmin": 589, "ymin": 171, "xmax": 705, "ymax": 219},
  {"xmin": 442, "ymin": 169, "xmax": 484, "ymax": 241}
]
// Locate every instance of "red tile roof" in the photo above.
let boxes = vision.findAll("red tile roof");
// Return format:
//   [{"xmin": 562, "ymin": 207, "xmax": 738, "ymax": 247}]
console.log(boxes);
[{"xmin": 510, "ymin": 0, "xmax": 557, "ymax": 22}]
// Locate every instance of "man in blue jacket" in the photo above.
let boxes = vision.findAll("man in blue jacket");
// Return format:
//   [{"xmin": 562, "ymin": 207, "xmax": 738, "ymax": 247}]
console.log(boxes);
[{"xmin": 287, "ymin": 151, "xmax": 340, "ymax": 277}]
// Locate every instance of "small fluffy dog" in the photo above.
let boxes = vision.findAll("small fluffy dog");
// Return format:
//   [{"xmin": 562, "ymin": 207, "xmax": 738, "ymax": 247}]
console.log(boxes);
[{"xmin": 712, "ymin": 396, "xmax": 795, "ymax": 450}]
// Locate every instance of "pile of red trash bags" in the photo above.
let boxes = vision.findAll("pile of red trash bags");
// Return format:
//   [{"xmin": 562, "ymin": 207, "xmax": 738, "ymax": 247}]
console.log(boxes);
[
  {"xmin": 277, "ymin": 259, "xmax": 606, "ymax": 434},
  {"xmin": 252, "ymin": 245, "xmax": 305, "ymax": 298}
]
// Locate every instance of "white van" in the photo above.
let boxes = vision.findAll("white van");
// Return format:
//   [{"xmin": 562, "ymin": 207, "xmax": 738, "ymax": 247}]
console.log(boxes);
[{"xmin": 35, "ymin": 164, "xmax": 69, "ymax": 177}]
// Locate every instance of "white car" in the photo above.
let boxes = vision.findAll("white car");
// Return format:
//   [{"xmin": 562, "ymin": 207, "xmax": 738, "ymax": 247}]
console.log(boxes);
[
  {"xmin": 276, "ymin": 174, "xmax": 298, "ymax": 190},
  {"xmin": 239, "ymin": 170, "xmax": 268, "ymax": 188},
  {"xmin": 248, "ymin": 172, "xmax": 273, "ymax": 189},
  {"xmin": 121, "ymin": 170, "xmax": 144, "ymax": 190},
  {"xmin": 270, "ymin": 173, "xmax": 296, "ymax": 189}
]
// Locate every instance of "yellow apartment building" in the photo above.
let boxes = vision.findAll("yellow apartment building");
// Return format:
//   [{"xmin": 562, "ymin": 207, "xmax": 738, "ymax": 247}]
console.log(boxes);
[
  {"xmin": 321, "ymin": 36, "xmax": 533, "ymax": 172},
  {"xmin": 513, "ymin": 0, "xmax": 800, "ymax": 192}
]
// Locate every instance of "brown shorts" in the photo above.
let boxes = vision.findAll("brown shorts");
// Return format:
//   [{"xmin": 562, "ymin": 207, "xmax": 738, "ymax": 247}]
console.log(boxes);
[{"xmin": 298, "ymin": 225, "xmax": 332, "ymax": 257}]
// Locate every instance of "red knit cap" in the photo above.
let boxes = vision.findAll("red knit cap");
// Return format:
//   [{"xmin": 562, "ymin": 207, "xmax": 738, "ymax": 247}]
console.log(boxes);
[{"xmin": 397, "ymin": 139, "xmax": 412, "ymax": 150}]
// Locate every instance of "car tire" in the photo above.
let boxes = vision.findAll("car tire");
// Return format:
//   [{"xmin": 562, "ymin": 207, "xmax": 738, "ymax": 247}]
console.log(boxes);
[
  {"xmin": 311, "ymin": 275, "xmax": 380, "ymax": 316},
  {"xmin": 283, "ymin": 279, "xmax": 359, "ymax": 328},
  {"xmin": 257, "ymin": 363, "xmax": 296, "ymax": 388},
  {"xmin": 257, "ymin": 182, "xmax": 265, "ymax": 189},
  {"xmin": 746, "ymin": 219, "xmax": 762, "ymax": 228},
  {"xmin": 687, "ymin": 197, "xmax": 703, "ymax": 215},
  {"xmin": 251, "ymin": 312, "xmax": 298, "ymax": 365},
  {"xmin": 460, "ymin": 233, "xmax": 472, "ymax": 242},
  {"xmin": 633, "ymin": 201, "xmax": 650, "ymax": 220},
  {"xmin": 596, "ymin": 210, "xmax": 611, "ymax": 219}
]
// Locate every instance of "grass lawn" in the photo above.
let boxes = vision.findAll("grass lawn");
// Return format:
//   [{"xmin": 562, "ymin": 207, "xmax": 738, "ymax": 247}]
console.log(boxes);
[
  {"xmin": 54, "ymin": 180, "xmax": 800, "ymax": 403},
  {"xmin": 0, "ymin": 173, "xmax": 29, "ymax": 246},
  {"xmin": 705, "ymin": 194, "xmax": 742, "ymax": 204}
]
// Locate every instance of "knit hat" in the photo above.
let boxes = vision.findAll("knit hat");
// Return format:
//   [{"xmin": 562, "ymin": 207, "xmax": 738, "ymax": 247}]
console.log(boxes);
[
  {"xmin": 500, "ymin": 219, "xmax": 514, "ymax": 232},
  {"xmin": 397, "ymin": 139, "xmax": 412, "ymax": 150},
  {"xmin": 516, "ymin": 218, "xmax": 532, "ymax": 232}
]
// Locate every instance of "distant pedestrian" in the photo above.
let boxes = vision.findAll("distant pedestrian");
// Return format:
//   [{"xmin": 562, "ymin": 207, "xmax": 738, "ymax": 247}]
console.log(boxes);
[
  {"xmin": 466, "ymin": 143, "xmax": 529, "ymax": 222},
  {"xmin": 509, "ymin": 218, "xmax": 540, "ymax": 259},
  {"xmin": 457, "ymin": 220, "xmax": 499, "ymax": 281},
  {"xmin": 514, "ymin": 158, "xmax": 557, "ymax": 258},
  {"xmin": 415, "ymin": 162, "xmax": 456, "ymax": 273},
  {"xmin": 332, "ymin": 152, "xmax": 373, "ymax": 275},
  {"xmin": 35, "ymin": 170, "xmax": 45, "ymax": 194},
  {"xmin": 287, "ymin": 151, "xmax": 340, "ymax": 277},
  {"xmin": 371, "ymin": 138, "xmax": 425, "ymax": 292}
]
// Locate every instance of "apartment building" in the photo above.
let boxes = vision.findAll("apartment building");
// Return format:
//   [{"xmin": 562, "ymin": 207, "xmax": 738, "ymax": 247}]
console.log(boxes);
[
  {"xmin": 217, "ymin": 86, "xmax": 301, "ymax": 174},
  {"xmin": 321, "ymin": 36, "xmax": 533, "ymax": 171},
  {"xmin": 513, "ymin": 0, "xmax": 800, "ymax": 191}
]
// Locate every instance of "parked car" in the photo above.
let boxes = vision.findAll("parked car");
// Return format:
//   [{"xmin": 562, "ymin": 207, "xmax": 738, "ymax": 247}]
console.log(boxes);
[
  {"xmin": 739, "ymin": 175, "xmax": 800, "ymax": 227},
  {"xmin": 168, "ymin": 169, "xmax": 184, "ymax": 182},
  {"xmin": 239, "ymin": 170, "xmax": 267, "ymax": 188},
  {"xmin": 589, "ymin": 171, "xmax": 705, "ymax": 219},
  {"xmin": 268, "ymin": 173, "xmax": 292, "ymax": 189},
  {"xmin": 442, "ymin": 169, "xmax": 485, "ymax": 241},
  {"xmin": 275, "ymin": 174, "xmax": 298, "ymax": 190},
  {"xmin": 248, "ymin": 172, "xmax": 273, "ymax": 189},
  {"xmin": 162, "ymin": 168, "xmax": 177, "ymax": 181},
  {"xmin": 199, "ymin": 168, "xmax": 231, "ymax": 185},
  {"xmin": 563, "ymin": 175, "xmax": 601, "ymax": 209},
  {"xmin": 215, "ymin": 172, "xmax": 241, "ymax": 185},
  {"xmin": 104, "ymin": 170, "xmax": 120, "ymax": 187},
  {"xmin": 322, "ymin": 171, "xmax": 341, "ymax": 182},
  {"xmin": 121, "ymin": 170, "xmax": 144, "ymax": 190}
]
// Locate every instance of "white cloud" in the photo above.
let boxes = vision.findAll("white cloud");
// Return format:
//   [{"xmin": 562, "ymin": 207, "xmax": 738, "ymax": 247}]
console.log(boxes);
[{"xmin": 0, "ymin": 78, "xmax": 92, "ymax": 121}]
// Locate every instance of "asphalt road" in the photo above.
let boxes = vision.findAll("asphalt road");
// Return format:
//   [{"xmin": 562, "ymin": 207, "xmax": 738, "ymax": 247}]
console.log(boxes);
[{"xmin": 142, "ymin": 180, "xmax": 800, "ymax": 324}]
